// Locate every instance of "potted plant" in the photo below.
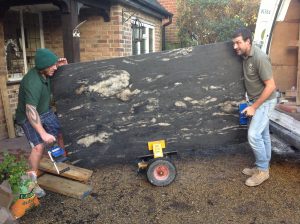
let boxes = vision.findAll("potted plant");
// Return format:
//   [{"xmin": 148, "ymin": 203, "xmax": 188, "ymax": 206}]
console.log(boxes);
[
  {"xmin": 0, "ymin": 152, "xmax": 40, "ymax": 219},
  {"xmin": 0, "ymin": 152, "xmax": 28, "ymax": 196}
]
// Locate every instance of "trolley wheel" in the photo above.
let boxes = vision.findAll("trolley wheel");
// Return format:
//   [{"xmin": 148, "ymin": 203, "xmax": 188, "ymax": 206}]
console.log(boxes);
[{"xmin": 146, "ymin": 158, "xmax": 176, "ymax": 187}]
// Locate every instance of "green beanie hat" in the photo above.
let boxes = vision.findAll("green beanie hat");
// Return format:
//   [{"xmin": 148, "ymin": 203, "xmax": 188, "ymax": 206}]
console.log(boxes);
[{"xmin": 35, "ymin": 48, "xmax": 58, "ymax": 70}]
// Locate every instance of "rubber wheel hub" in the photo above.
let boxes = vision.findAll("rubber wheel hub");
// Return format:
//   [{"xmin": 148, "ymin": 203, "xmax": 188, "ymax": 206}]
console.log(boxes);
[{"xmin": 146, "ymin": 158, "xmax": 176, "ymax": 187}]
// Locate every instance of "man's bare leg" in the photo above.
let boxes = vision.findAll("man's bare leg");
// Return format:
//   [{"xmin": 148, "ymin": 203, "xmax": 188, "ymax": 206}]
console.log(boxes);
[
  {"xmin": 28, "ymin": 143, "xmax": 44, "ymax": 173},
  {"xmin": 27, "ymin": 143, "xmax": 46, "ymax": 198}
]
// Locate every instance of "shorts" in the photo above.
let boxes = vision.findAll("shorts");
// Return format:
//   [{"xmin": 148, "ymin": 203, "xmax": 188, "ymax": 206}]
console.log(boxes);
[{"xmin": 21, "ymin": 111, "xmax": 61, "ymax": 147}]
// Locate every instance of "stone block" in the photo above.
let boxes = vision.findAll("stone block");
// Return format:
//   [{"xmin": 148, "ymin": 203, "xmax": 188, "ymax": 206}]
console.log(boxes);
[{"xmin": 53, "ymin": 42, "xmax": 246, "ymax": 166}]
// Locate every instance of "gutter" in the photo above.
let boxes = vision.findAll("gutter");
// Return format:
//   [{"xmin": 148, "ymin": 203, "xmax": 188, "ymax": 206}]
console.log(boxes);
[
  {"xmin": 162, "ymin": 16, "xmax": 173, "ymax": 51},
  {"xmin": 134, "ymin": 0, "xmax": 172, "ymax": 17}
]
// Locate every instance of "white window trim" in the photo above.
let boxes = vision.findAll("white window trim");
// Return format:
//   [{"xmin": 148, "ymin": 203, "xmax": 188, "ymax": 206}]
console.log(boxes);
[
  {"xmin": 142, "ymin": 22, "xmax": 155, "ymax": 54},
  {"xmin": 16, "ymin": 9, "xmax": 44, "ymax": 77},
  {"xmin": 136, "ymin": 42, "xmax": 141, "ymax": 55},
  {"xmin": 20, "ymin": 10, "xmax": 28, "ymax": 74}
]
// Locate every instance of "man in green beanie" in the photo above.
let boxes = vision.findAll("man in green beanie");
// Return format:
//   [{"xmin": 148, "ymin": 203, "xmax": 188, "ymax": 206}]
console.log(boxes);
[{"xmin": 16, "ymin": 48, "xmax": 68, "ymax": 198}]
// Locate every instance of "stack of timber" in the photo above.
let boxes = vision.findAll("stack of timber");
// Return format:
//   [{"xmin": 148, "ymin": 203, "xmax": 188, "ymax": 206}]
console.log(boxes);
[{"xmin": 38, "ymin": 157, "xmax": 93, "ymax": 199}]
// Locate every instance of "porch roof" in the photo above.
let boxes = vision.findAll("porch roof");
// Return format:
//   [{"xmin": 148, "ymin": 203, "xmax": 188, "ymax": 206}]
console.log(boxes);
[
  {"xmin": 114, "ymin": 0, "xmax": 172, "ymax": 19},
  {"xmin": 0, "ymin": 0, "xmax": 172, "ymax": 19}
]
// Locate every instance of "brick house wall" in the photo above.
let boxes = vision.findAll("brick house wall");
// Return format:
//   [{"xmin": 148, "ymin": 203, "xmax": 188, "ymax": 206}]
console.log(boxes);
[
  {"xmin": 79, "ymin": 5, "xmax": 133, "ymax": 61},
  {"xmin": 158, "ymin": 0, "xmax": 179, "ymax": 46},
  {"xmin": 44, "ymin": 4, "xmax": 162, "ymax": 62},
  {"xmin": 43, "ymin": 11, "xmax": 64, "ymax": 57},
  {"xmin": 0, "ymin": 3, "xmax": 164, "ymax": 140},
  {"xmin": 79, "ymin": 4, "xmax": 162, "ymax": 61}
]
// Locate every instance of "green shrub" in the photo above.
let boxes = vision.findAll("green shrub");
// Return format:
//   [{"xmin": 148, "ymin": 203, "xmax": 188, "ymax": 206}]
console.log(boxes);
[{"xmin": 0, "ymin": 152, "xmax": 28, "ymax": 194}]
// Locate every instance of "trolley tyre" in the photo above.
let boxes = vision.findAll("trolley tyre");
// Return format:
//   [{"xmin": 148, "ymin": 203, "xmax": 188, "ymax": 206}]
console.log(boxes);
[{"xmin": 146, "ymin": 158, "xmax": 176, "ymax": 186}]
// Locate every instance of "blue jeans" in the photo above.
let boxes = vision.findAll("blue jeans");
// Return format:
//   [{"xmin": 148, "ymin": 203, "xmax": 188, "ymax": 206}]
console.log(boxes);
[{"xmin": 248, "ymin": 98, "xmax": 277, "ymax": 171}]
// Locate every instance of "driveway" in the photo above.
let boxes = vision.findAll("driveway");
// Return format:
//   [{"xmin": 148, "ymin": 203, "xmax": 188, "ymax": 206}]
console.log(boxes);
[{"xmin": 14, "ymin": 134, "xmax": 300, "ymax": 224}]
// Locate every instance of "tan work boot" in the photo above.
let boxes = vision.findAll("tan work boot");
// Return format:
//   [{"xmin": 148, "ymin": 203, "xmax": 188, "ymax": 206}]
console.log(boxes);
[
  {"xmin": 245, "ymin": 170, "xmax": 269, "ymax": 187},
  {"xmin": 242, "ymin": 167, "xmax": 258, "ymax": 176}
]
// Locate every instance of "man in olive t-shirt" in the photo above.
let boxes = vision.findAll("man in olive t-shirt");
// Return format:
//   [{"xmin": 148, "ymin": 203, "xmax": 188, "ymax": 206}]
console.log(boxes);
[
  {"xmin": 16, "ymin": 48, "xmax": 67, "ymax": 197},
  {"xmin": 232, "ymin": 28, "xmax": 277, "ymax": 187}
]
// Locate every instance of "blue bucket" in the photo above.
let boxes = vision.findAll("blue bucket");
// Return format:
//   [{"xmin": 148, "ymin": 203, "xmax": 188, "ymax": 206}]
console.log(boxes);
[{"xmin": 239, "ymin": 103, "xmax": 248, "ymax": 125}]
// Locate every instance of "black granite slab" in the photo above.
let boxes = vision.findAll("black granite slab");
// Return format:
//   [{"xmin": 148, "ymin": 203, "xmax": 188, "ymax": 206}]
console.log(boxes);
[{"xmin": 53, "ymin": 41, "xmax": 247, "ymax": 166}]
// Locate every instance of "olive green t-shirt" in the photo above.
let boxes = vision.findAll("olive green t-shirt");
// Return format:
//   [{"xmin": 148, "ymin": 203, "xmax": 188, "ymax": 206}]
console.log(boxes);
[
  {"xmin": 15, "ymin": 68, "xmax": 51, "ymax": 124},
  {"xmin": 242, "ymin": 46, "xmax": 276, "ymax": 101}
]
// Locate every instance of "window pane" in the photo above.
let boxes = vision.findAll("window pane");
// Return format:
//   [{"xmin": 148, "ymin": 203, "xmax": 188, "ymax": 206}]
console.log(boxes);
[
  {"xmin": 4, "ymin": 11, "xmax": 42, "ymax": 81},
  {"xmin": 132, "ymin": 39, "xmax": 138, "ymax": 56},
  {"xmin": 140, "ymin": 27, "xmax": 146, "ymax": 54},
  {"xmin": 149, "ymin": 28, "xmax": 153, "ymax": 53},
  {"xmin": 24, "ymin": 12, "xmax": 41, "ymax": 70}
]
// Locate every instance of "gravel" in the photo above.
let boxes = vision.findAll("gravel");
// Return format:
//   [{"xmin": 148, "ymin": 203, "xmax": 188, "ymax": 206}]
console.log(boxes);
[{"xmin": 19, "ymin": 135, "xmax": 300, "ymax": 224}]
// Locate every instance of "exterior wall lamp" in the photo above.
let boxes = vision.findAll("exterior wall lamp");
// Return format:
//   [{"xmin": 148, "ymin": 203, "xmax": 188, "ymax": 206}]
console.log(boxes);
[
  {"xmin": 73, "ymin": 20, "xmax": 87, "ymax": 38},
  {"xmin": 131, "ymin": 18, "xmax": 144, "ymax": 42}
]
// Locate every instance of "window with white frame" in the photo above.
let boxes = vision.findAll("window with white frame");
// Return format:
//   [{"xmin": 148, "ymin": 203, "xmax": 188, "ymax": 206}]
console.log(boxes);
[
  {"xmin": 132, "ymin": 21, "xmax": 154, "ymax": 56},
  {"xmin": 4, "ymin": 9, "xmax": 44, "ymax": 82}
]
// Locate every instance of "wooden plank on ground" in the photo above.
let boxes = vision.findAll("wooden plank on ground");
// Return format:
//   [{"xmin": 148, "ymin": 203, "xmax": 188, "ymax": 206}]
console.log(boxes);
[
  {"xmin": 38, "ymin": 174, "xmax": 92, "ymax": 199},
  {"xmin": 0, "ymin": 76, "xmax": 15, "ymax": 138},
  {"xmin": 39, "ymin": 157, "xmax": 93, "ymax": 182}
]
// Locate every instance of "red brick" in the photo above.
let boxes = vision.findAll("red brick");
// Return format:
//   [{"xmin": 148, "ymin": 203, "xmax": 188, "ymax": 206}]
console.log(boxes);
[{"xmin": 157, "ymin": 0, "xmax": 179, "ymax": 44}]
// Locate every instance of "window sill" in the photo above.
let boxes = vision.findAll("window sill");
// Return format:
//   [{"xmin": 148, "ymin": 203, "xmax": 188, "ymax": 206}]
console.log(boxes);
[{"xmin": 7, "ymin": 79, "xmax": 22, "ymax": 86}]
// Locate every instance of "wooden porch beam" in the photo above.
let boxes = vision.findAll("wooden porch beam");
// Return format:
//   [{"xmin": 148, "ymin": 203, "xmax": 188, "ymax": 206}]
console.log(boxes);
[
  {"xmin": 0, "ymin": 18, "xmax": 15, "ymax": 138},
  {"xmin": 0, "ymin": 76, "xmax": 16, "ymax": 138},
  {"xmin": 61, "ymin": 0, "xmax": 80, "ymax": 63}
]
